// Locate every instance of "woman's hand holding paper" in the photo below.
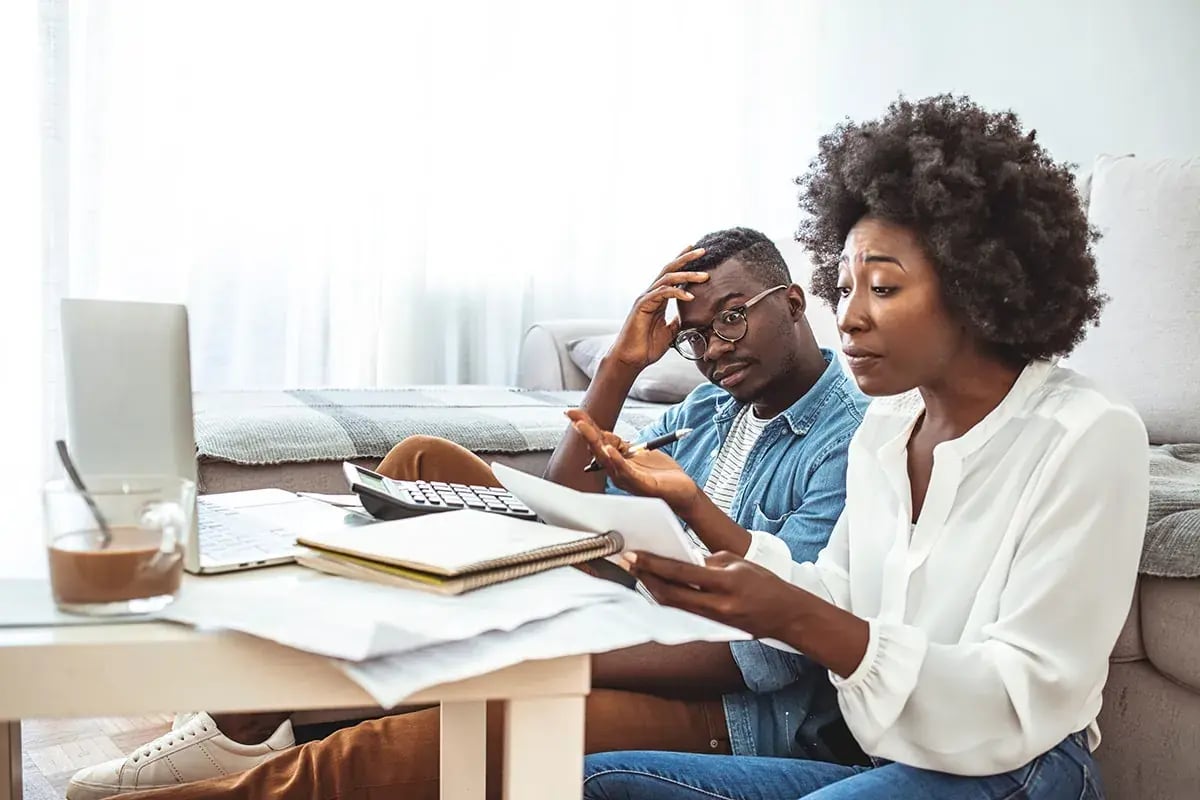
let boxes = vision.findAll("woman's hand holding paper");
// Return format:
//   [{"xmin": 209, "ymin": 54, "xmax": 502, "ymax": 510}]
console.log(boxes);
[{"xmin": 626, "ymin": 550, "xmax": 870, "ymax": 679}]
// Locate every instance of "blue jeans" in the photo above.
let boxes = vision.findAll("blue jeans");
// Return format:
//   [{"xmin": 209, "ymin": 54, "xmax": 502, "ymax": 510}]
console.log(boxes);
[{"xmin": 583, "ymin": 731, "xmax": 1102, "ymax": 799}]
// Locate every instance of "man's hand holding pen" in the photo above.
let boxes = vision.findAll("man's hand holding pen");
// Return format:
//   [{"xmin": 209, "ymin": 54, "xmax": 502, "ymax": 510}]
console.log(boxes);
[
  {"xmin": 566, "ymin": 409, "xmax": 703, "ymax": 513},
  {"xmin": 583, "ymin": 427, "xmax": 693, "ymax": 472}
]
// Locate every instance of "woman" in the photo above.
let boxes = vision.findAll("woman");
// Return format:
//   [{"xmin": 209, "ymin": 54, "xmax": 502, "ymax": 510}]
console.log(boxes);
[{"xmin": 571, "ymin": 95, "xmax": 1148, "ymax": 799}]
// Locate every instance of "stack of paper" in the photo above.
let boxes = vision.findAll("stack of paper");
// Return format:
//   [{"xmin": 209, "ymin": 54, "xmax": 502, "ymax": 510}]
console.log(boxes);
[
  {"xmin": 341, "ymin": 595, "xmax": 748, "ymax": 707},
  {"xmin": 160, "ymin": 563, "xmax": 750, "ymax": 708},
  {"xmin": 161, "ymin": 566, "xmax": 632, "ymax": 661}
]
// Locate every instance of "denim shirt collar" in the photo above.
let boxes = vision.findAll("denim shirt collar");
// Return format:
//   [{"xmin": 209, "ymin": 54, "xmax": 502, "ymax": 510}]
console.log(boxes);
[{"xmin": 713, "ymin": 349, "xmax": 844, "ymax": 436}]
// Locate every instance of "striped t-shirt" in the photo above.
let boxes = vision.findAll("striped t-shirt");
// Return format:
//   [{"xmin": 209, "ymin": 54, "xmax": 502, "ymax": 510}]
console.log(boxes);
[{"xmin": 684, "ymin": 404, "xmax": 774, "ymax": 553}]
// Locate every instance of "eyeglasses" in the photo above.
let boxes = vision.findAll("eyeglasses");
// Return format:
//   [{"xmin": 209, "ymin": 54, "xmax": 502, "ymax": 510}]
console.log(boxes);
[{"xmin": 671, "ymin": 285, "xmax": 788, "ymax": 361}]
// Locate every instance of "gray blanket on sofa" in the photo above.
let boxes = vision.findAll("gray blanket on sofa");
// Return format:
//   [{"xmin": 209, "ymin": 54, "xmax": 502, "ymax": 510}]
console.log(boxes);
[
  {"xmin": 1143, "ymin": 444, "xmax": 1200, "ymax": 578},
  {"xmin": 194, "ymin": 386, "xmax": 669, "ymax": 466}
]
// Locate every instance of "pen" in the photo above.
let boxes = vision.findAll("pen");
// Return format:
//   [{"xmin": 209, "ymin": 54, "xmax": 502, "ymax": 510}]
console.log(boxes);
[{"xmin": 583, "ymin": 427, "xmax": 693, "ymax": 472}]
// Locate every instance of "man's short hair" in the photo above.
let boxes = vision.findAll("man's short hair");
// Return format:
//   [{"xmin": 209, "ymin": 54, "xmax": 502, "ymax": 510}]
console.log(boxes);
[{"xmin": 691, "ymin": 227, "xmax": 792, "ymax": 289}]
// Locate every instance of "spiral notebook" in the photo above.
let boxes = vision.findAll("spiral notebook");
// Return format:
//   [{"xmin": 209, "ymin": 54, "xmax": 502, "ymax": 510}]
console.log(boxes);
[{"xmin": 295, "ymin": 509, "xmax": 625, "ymax": 595}]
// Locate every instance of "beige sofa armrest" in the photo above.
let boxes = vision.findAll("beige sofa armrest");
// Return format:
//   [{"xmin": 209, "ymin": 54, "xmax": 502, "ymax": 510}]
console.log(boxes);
[{"xmin": 516, "ymin": 319, "xmax": 623, "ymax": 390}]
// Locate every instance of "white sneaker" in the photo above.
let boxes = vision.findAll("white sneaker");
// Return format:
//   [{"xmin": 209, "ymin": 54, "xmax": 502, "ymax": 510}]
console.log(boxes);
[{"xmin": 65, "ymin": 712, "xmax": 294, "ymax": 799}]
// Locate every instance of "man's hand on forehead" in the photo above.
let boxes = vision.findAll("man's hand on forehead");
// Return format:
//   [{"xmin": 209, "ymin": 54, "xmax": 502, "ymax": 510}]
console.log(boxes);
[
  {"xmin": 606, "ymin": 245, "xmax": 714, "ymax": 371},
  {"xmin": 648, "ymin": 245, "xmax": 708, "ymax": 291}
]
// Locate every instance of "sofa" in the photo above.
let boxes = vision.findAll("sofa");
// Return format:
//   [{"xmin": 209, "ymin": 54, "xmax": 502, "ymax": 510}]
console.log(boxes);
[
  {"xmin": 1065, "ymin": 154, "xmax": 1200, "ymax": 800},
  {"xmin": 192, "ymin": 155, "xmax": 1199, "ymax": 798}
]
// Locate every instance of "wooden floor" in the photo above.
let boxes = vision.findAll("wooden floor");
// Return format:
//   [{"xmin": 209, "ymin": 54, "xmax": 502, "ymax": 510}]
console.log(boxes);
[{"xmin": 20, "ymin": 715, "xmax": 174, "ymax": 799}]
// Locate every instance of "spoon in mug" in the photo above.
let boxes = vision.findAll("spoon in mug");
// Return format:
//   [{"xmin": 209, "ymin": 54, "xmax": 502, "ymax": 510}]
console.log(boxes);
[{"xmin": 55, "ymin": 440, "xmax": 112, "ymax": 549}]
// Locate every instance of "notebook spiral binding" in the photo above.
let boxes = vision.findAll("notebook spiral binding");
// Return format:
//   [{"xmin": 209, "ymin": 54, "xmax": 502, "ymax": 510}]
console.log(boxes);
[
  {"xmin": 456, "ymin": 530, "xmax": 626, "ymax": 591},
  {"xmin": 459, "ymin": 530, "xmax": 627, "ymax": 575}
]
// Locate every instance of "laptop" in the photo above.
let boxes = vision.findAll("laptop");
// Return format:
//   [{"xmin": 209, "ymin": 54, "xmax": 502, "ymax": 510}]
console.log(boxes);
[{"xmin": 60, "ymin": 298, "xmax": 370, "ymax": 574}]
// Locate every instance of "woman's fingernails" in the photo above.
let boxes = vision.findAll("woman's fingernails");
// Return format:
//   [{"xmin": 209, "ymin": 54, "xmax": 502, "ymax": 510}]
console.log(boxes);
[{"xmin": 624, "ymin": 552, "xmax": 638, "ymax": 565}]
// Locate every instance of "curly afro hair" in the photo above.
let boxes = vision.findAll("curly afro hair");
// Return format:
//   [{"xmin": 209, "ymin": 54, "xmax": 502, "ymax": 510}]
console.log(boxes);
[{"xmin": 796, "ymin": 93, "xmax": 1105, "ymax": 362}]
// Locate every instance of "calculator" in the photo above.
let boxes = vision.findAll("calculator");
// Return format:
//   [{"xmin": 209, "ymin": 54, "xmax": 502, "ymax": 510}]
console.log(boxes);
[{"xmin": 342, "ymin": 462, "xmax": 537, "ymax": 522}]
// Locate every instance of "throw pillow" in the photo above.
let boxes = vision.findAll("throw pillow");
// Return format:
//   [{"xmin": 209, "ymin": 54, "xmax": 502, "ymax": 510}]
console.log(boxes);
[
  {"xmin": 568, "ymin": 334, "xmax": 706, "ymax": 404},
  {"xmin": 1065, "ymin": 154, "xmax": 1200, "ymax": 444}
]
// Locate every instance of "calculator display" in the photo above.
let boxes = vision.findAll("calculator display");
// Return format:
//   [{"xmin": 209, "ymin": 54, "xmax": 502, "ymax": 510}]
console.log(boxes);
[{"xmin": 359, "ymin": 472, "xmax": 387, "ymax": 491}]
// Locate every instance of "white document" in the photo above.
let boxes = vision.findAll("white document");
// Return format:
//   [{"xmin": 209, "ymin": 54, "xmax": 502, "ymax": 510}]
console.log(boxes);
[
  {"xmin": 160, "ymin": 565, "xmax": 630, "ymax": 661},
  {"xmin": 340, "ymin": 593, "xmax": 750, "ymax": 708},
  {"xmin": 492, "ymin": 463, "xmax": 705, "ymax": 565}
]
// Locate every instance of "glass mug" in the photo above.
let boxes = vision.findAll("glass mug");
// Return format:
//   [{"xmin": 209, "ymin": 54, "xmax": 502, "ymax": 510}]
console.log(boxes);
[{"xmin": 43, "ymin": 475, "xmax": 194, "ymax": 615}]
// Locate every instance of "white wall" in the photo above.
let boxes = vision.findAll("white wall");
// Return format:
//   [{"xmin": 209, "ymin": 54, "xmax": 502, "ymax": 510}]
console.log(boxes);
[
  {"xmin": 802, "ymin": 0, "xmax": 1200, "ymax": 170},
  {"xmin": 772, "ymin": 0, "xmax": 1200, "ymax": 346}
]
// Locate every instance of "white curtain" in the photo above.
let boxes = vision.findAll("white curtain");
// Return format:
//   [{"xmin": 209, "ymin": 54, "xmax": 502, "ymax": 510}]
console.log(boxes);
[
  {"xmin": 1, "ymin": 0, "xmax": 45, "ymax": 570},
  {"xmin": 55, "ymin": 0, "xmax": 821, "ymax": 392}
]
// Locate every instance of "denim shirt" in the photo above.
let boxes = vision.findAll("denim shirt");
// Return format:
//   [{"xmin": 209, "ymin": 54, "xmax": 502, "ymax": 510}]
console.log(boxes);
[{"xmin": 608, "ymin": 350, "xmax": 868, "ymax": 757}]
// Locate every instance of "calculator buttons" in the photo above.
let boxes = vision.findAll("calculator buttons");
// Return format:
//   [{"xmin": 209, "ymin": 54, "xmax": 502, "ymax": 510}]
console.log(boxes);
[{"xmin": 355, "ymin": 475, "xmax": 536, "ymax": 521}]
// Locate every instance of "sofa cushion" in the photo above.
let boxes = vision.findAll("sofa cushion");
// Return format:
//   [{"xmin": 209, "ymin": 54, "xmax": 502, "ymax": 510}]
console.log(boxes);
[
  {"xmin": 1097, "ymin": 659, "xmax": 1200, "ymax": 800},
  {"xmin": 1067, "ymin": 154, "xmax": 1200, "ymax": 444},
  {"xmin": 1110, "ymin": 579, "xmax": 1146, "ymax": 663},
  {"xmin": 1139, "ymin": 575, "xmax": 1200, "ymax": 692},
  {"xmin": 568, "ymin": 335, "xmax": 707, "ymax": 403}
]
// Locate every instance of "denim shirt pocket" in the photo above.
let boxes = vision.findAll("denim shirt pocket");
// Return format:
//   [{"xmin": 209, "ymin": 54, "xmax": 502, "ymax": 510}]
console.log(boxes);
[{"xmin": 750, "ymin": 503, "xmax": 797, "ymax": 536}]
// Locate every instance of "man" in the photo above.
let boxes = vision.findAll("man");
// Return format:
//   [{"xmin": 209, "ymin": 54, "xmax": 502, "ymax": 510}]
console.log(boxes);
[{"xmin": 69, "ymin": 227, "xmax": 868, "ymax": 800}]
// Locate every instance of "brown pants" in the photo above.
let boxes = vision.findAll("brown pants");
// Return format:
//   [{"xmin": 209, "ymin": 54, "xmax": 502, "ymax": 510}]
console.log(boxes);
[{"xmin": 125, "ymin": 436, "xmax": 731, "ymax": 800}]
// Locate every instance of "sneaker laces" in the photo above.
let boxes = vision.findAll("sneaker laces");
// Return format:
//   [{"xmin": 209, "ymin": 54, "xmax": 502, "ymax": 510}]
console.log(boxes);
[{"xmin": 130, "ymin": 717, "xmax": 212, "ymax": 763}]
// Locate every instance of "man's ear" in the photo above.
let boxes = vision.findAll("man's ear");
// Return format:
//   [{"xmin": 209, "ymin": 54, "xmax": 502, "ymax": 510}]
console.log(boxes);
[{"xmin": 786, "ymin": 284, "xmax": 807, "ymax": 318}]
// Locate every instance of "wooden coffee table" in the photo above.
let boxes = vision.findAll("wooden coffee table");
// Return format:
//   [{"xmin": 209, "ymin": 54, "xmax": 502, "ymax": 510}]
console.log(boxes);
[{"xmin": 0, "ymin": 621, "xmax": 588, "ymax": 800}]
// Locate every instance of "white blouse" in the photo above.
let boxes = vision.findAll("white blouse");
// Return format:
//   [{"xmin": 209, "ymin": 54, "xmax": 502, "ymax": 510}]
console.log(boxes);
[{"xmin": 745, "ymin": 360, "xmax": 1149, "ymax": 776}]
